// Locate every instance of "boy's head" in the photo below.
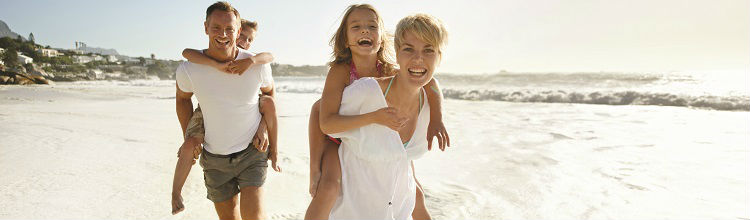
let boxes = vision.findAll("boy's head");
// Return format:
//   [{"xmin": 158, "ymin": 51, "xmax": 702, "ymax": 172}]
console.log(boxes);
[
  {"xmin": 237, "ymin": 19, "xmax": 258, "ymax": 50},
  {"xmin": 394, "ymin": 14, "xmax": 448, "ymax": 87}
]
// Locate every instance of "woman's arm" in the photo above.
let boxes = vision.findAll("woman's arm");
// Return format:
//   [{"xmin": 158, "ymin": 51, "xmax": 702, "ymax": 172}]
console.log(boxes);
[
  {"xmin": 423, "ymin": 78, "xmax": 450, "ymax": 150},
  {"xmin": 318, "ymin": 64, "xmax": 404, "ymax": 134},
  {"xmin": 182, "ymin": 48, "xmax": 229, "ymax": 73}
]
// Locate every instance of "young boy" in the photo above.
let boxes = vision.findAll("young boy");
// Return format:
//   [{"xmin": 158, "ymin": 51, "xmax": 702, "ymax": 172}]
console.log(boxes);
[{"xmin": 171, "ymin": 18, "xmax": 280, "ymax": 215}]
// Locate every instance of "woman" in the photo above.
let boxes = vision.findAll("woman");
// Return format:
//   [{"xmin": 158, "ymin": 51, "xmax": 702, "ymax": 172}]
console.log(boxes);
[{"xmin": 326, "ymin": 13, "xmax": 449, "ymax": 219}]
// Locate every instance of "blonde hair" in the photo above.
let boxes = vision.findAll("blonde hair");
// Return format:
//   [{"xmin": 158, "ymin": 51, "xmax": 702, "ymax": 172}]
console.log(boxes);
[
  {"xmin": 241, "ymin": 19, "xmax": 258, "ymax": 31},
  {"xmin": 329, "ymin": 4, "xmax": 395, "ymax": 75},
  {"xmin": 395, "ymin": 13, "xmax": 448, "ymax": 55}
]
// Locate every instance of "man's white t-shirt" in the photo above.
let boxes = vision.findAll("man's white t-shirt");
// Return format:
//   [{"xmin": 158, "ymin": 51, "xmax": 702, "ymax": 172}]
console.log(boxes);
[{"xmin": 175, "ymin": 49, "xmax": 273, "ymax": 155}]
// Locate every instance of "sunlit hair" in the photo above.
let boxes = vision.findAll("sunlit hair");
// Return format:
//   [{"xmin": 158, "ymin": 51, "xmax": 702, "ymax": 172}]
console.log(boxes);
[
  {"xmin": 395, "ymin": 13, "xmax": 448, "ymax": 56},
  {"xmin": 205, "ymin": 1, "xmax": 241, "ymax": 23},
  {"xmin": 329, "ymin": 4, "xmax": 395, "ymax": 75},
  {"xmin": 241, "ymin": 19, "xmax": 258, "ymax": 31}
]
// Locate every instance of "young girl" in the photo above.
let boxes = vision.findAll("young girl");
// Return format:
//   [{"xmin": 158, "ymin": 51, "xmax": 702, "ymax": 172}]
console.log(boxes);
[
  {"xmin": 305, "ymin": 4, "xmax": 450, "ymax": 220},
  {"xmin": 327, "ymin": 12, "xmax": 449, "ymax": 219},
  {"xmin": 171, "ymin": 19, "xmax": 280, "ymax": 215}
]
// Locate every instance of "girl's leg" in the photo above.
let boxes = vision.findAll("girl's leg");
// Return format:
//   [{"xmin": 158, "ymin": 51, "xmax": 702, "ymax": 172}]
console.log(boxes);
[
  {"xmin": 412, "ymin": 162, "xmax": 432, "ymax": 220},
  {"xmin": 304, "ymin": 141, "xmax": 342, "ymax": 220},
  {"xmin": 308, "ymin": 100, "xmax": 326, "ymax": 194}
]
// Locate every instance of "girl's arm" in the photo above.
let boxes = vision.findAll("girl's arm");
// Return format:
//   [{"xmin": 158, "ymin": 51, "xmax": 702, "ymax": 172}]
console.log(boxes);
[
  {"xmin": 318, "ymin": 64, "xmax": 404, "ymax": 134},
  {"xmin": 423, "ymin": 78, "xmax": 450, "ymax": 150},
  {"xmin": 182, "ymin": 48, "xmax": 229, "ymax": 73}
]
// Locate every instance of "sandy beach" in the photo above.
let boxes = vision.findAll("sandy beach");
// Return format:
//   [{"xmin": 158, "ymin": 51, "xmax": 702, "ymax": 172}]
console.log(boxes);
[{"xmin": 0, "ymin": 81, "xmax": 748, "ymax": 219}]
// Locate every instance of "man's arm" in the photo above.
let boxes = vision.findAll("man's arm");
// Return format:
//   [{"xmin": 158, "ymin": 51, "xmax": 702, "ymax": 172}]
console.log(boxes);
[{"xmin": 176, "ymin": 85, "xmax": 194, "ymax": 137}]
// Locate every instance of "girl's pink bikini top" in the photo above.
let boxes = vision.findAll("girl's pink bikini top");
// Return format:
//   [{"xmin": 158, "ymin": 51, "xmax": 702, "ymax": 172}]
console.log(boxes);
[{"xmin": 349, "ymin": 60, "xmax": 384, "ymax": 84}]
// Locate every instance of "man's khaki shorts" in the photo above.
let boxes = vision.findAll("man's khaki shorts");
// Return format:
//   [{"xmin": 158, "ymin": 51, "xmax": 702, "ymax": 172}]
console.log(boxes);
[{"xmin": 199, "ymin": 144, "xmax": 268, "ymax": 203}]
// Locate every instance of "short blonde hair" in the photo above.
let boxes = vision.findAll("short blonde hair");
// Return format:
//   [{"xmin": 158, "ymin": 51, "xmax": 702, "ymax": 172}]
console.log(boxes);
[
  {"xmin": 241, "ymin": 19, "xmax": 258, "ymax": 31},
  {"xmin": 394, "ymin": 14, "xmax": 448, "ymax": 54}
]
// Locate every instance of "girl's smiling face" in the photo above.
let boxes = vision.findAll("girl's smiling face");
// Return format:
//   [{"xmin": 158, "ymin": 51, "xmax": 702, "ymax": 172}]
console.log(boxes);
[{"xmin": 346, "ymin": 8, "xmax": 382, "ymax": 57}]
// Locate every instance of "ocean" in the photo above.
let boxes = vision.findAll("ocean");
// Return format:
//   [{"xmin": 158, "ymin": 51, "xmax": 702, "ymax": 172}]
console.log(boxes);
[{"xmin": 272, "ymin": 71, "xmax": 750, "ymax": 111}]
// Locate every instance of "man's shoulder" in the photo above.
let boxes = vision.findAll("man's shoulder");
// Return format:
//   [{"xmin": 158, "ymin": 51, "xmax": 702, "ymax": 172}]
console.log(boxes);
[
  {"xmin": 237, "ymin": 48, "xmax": 256, "ymax": 59},
  {"xmin": 178, "ymin": 60, "xmax": 199, "ymax": 71}
]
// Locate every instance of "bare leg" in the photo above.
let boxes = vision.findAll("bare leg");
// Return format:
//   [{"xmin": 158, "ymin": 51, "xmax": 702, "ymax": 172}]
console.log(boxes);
[
  {"xmin": 213, "ymin": 195, "xmax": 241, "ymax": 220},
  {"xmin": 412, "ymin": 162, "xmax": 432, "ymax": 220},
  {"xmin": 304, "ymin": 137, "xmax": 342, "ymax": 219},
  {"xmin": 308, "ymin": 100, "xmax": 326, "ymax": 194},
  {"xmin": 172, "ymin": 106, "xmax": 204, "ymax": 215},
  {"xmin": 240, "ymin": 186, "xmax": 265, "ymax": 220},
  {"xmin": 171, "ymin": 139, "xmax": 199, "ymax": 215},
  {"xmin": 259, "ymin": 95, "xmax": 278, "ymax": 152}
]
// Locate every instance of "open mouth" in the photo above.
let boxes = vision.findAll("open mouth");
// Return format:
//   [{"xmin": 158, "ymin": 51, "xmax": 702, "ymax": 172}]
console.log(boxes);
[
  {"xmin": 357, "ymin": 38, "xmax": 373, "ymax": 47},
  {"xmin": 215, "ymin": 38, "xmax": 231, "ymax": 47},
  {"xmin": 407, "ymin": 68, "xmax": 427, "ymax": 77}
]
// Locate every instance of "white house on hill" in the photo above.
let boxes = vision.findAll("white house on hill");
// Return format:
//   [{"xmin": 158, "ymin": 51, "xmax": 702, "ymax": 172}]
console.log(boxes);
[
  {"xmin": 18, "ymin": 53, "xmax": 33, "ymax": 64},
  {"xmin": 37, "ymin": 48, "xmax": 60, "ymax": 57}
]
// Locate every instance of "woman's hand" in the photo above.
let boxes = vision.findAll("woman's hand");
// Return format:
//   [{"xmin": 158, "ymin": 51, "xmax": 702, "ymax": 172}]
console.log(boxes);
[{"xmin": 427, "ymin": 118, "xmax": 450, "ymax": 151}]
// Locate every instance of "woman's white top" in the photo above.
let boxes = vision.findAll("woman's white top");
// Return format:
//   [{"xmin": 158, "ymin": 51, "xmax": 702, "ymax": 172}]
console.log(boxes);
[{"xmin": 328, "ymin": 77, "xmax": 430, "ymax": 220}]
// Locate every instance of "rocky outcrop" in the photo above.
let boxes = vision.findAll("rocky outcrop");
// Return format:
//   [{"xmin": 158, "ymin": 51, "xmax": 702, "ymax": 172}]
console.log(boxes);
[{"xmin": 0, "ymin": 70, "xmax": 54, "ymax": 85}]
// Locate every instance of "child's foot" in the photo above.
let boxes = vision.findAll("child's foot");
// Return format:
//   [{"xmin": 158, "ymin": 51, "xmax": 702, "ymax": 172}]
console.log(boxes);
[{"xmin": 171, "ymin": 193, "xmax": 185, "ymax": 215}]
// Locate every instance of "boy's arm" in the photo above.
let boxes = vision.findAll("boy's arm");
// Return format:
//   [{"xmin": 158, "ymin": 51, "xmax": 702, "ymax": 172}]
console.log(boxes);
[
  {"xmin": 423, "ymin": 78, "xmax": 450, "ymax": 151},
  {"xmin": 319, "ymin": 65, "xmax": 405, "ymax": 134},
  {"xmin": 182, "ymin": 48, "xmax": 230, "ymax": 73},
  {"xmin": 229, "ymin": 52, "xmax": 275, "ymax": 75},
  {"xmin": 253, "ymin": 52, "xmax": 274, "ymax": 65}
]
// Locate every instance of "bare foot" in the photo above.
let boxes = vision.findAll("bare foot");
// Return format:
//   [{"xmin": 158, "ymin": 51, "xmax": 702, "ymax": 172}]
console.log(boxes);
[{"xmin": 171, "ymin": 193, "xmax": 185, "ymax": 215}]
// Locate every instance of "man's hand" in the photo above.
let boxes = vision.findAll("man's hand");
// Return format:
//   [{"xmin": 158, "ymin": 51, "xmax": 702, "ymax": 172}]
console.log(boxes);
[
  {"xmin": 228, "ymin": 57, "xmax": 254, "ymax": 75},
  {"xmin": 253, "ymin": 119, "xmax": 269, "ymax": 152},
  {"xmin": 427, "ymin": 119, "xmax": 450, "ymax": 151},
  {"xmin": 171, "ymin": 192, "xmax": 185, "ymax": 215},
  {"xmin": 178, "ymin": 136, "xmax": 203, "ymax": 164}
]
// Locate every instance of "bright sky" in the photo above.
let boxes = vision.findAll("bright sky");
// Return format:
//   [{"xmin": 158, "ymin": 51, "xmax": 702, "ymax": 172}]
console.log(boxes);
[{"xmin": 1, "ymin": 0, "xmax": 747, "ymax": 74}]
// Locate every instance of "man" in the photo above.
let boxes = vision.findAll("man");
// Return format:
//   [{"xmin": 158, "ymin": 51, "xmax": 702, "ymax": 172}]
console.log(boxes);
[{"xmin": 175, "ymin": 2, "xmax": 277, "ymax": 219}]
